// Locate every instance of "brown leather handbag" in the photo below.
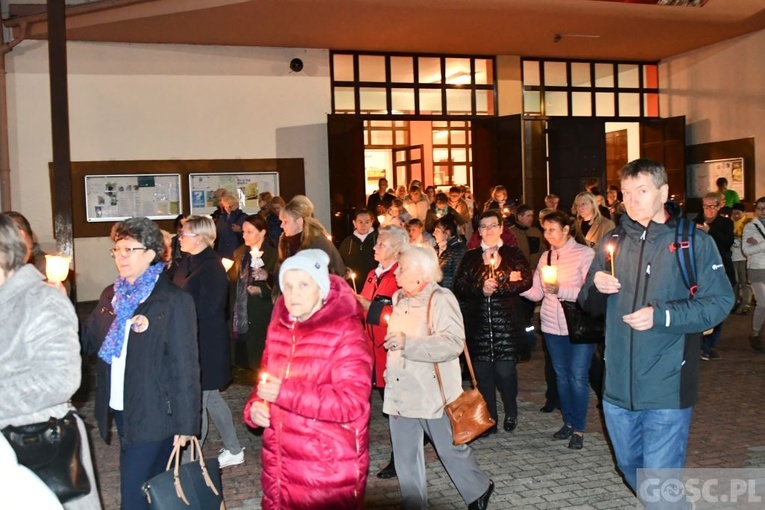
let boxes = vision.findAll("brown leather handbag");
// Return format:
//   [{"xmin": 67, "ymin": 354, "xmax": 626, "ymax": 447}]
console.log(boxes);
[{"xmin": 428, "ymin": 290, "xmax": 495, "ymax": 445}]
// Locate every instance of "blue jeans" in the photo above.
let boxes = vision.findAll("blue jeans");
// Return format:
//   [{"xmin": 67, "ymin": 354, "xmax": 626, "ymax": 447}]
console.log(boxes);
[
  {"xmin": 544, "ymin": 333, "xmax": 594, "ymax": 432},
  {"xmin": 603, "ymin": 401, "xmax": 693, "ymax": 492}
]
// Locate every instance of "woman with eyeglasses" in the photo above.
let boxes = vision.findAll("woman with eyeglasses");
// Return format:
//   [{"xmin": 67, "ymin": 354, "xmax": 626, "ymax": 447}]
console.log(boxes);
[
  {"xmin": 453, "ymin": 210, "xmax": 533, "ymax": 435},
  {"xmin": 82, "ymin": 217, "xmax": 200, "ymax": 509},
  {"xmin": 173, "ymin": 215, "xmax": 245, "ymax": 469}
]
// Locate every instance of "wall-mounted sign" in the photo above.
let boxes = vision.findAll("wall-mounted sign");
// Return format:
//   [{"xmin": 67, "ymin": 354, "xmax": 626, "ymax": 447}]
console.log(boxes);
[
  {"xmin": 85, "ymin": 174, "xmax": 182, "ymax": 222},
  {"xmin": 189, "ymin": 172, "xmax": 279, "ymax": 216},
  {"xmin": 687, "ymin": 157, "xmax": 744, "ymax": 200}
]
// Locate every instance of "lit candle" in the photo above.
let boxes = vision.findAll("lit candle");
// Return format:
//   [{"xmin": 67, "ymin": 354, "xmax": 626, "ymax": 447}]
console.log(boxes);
[
  {"xmin": 489, "ymin": 254, "xmax": 496, "ymax": 279},
  {"xmin": 326, "ymin": 234, "xmax": 333, "ymax": 241},
  {"xmin": 221, "ymin": 257, "xmax": 234, "ymax": 272},
  {"xmin": 377, "ymin": 214, "xmax": 385, "ymax": 224},
  {"xmin": 259, "ymin": 372, "xmax": 268, "ymax": 385},
  {"xmin": 541, "ymin": 265, "xmax": 558, "ymax": 285},
  {"xmin": 45, "ymin": 255, "xmax": 71, "ymax": 283},
  {"xmin": 607, "ymin": 244, "xmax": 616, "ymax": 277},
  {"xmin": 384, "ymin": 314, "xmax": 390, "ymax": 326},
  {"xmin": 350, "ymin": 272, "xmax": 357, "ymax": 293}
]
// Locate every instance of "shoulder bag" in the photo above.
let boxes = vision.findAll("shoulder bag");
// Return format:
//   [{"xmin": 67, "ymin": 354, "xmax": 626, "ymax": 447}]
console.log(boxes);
[
  {"xmin": 142, "ymin": 436, "xmax": 225, "ymax": 510},
  {"xmin": 429, "ymin": 290, "xmax": 495, "ymax": 445},
  {"xmin": 547, "ymin": 251, "xmax": 604, "ymax": 344},
  {"xmin": 2, "ymin": 410, "xmax": 91, "ymax": 503}
]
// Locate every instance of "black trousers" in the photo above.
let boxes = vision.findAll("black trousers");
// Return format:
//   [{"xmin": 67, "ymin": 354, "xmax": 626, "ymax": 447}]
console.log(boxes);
[
  {"xmin": 474, "ymin": 360, "xmax": 518, "ymax": 422},
  {"xmin": 541, "ymin": 335, "xmax": 559, "ymax": 406}
]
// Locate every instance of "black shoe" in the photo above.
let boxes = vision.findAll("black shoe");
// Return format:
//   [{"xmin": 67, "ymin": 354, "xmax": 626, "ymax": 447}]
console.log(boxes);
[
  {"xmin": 553, "ymin": 424, "xmax": 574, "ymax": 440},
  {"xmin": 503, "ymin": 417, "xmax": 517, "ymax": 432},
  {"xmin": 539, "ymin": 402, "xmax": 558, "ymax": 413},
  {"xmin": 568, "ymin": 433, "xmax": 584, "ymax": 450},
  {"xmin": 468, "ymin": 479, "xmax": 494, "ymax": 510},
  {"xmin": 480, "ymin": 425, "xmax": 498, "ymax": 438},
  {"xmin": 376, "ymin": 458, "xmax": 397, "ymax": 479}
]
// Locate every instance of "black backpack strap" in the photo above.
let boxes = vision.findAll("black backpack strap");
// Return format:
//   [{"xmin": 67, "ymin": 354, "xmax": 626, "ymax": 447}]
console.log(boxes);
[{"xmin": 674, "ymin": 218, "xmax": 698, "ymax": 297}]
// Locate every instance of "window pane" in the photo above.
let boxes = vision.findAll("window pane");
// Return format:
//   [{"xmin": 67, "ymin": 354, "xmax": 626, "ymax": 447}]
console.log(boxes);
[
  {"xmin": 644, "ymin": 93, "xmax": 659, "ymax": 116},
  {"xmin": 419, "ymin": 89, "xmax": 442, "ymax": 114},
  {"xmin": 544, "ymin": 61, "xmax": 567, "ymax": 87},
  {"xmin": 571, "ymin": 63, "xmax": 590, "ymax": 87},
  {"xmin": 545, "ymin": 91, "xmax": 568, "ymax": 116},
  {"xmin": 474, "ymin": 59, "xmax": 491, "ymax": 85},
  {"xmin": 446, "ymin": 88, "xmax": 472, "ymax": 114},
  {"xmin": 333, "ymin": 54, "xmax": 354, "ymax": 82},
  {"xmin": 419, "ymin": 57, "xmax": 442, "ymax": 84},
  {"xmin": 595, "ymin": 64, "xmax": 614, "ymax": 87},
  {"xmin": 476, "ymin": 89, "xmax": 494, "ymax": 115},
  {"xmin": 451, "ymin": 130, "xmax": 466, "ymax": 145},
  {"xmin": 370, "ymin": 130, "xmax": 393, "ymax": 145},
  {"xmin": 523, "ymin": 60, "xmax": 540, "ymax": 86},
  {"xmin": 358, "ymin": 55, "xmax": 386, "ymax": 82},
  {"xmin": 391, "ymin": 88, "xmax": 415, "ymax": 113},
  {"xmin": 618, "ymin": 64, "xmax": 639, "ymax": 88},
  {"xmin": 395, "ymin": 130, "xmax": 409, "ymax": 145},
  {"xmin": 433, "ymin": 148, "xmax": 449, "ymax": 161},
  {"xmin": 433, "ymin": 165, "xmax": 449, "ymax": 186},
  {"xmin": 453, "ymin": 165, "xmax": 468, "ymax": 186},
  {"xmin": 334, "ymin": 87, "xmax": 355, "ymax": 112},
  {"xmin": 359, "ymin": 87, "xmax": 388, "ymax": 112},
  {"xmin": 451, "ymin": 148, "xmax": 467, "ymax": 163},
  {"xmin": 446, "ymin": 58, "xmax": 472, "ymax": 84},
  {"xmin": 390, "ymin": 56, "xmax": 413, "ymax": 83},
  {"xmin": 643, "ymin": 64, "xmax": 659, "ymax": 89},
  {"xmin": 595, "ymin": 92, "xmax": 615, "ymax": 116},
  {"xmin": 572, "ymin": 92, "xmax": 592, "ymax": 116},
  {"xmin": 618, "ymin": 93, "xmax": 640, "ymax": 117},
  {"xmin": 524, "ymin": 91, "xmax": 541, "ymax": 114}
]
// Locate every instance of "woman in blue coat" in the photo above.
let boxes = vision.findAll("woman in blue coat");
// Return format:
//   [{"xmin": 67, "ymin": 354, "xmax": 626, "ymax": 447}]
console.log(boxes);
[{"xmin": 173, "ymin": 215, "xmax": 245, "ymax": 469}]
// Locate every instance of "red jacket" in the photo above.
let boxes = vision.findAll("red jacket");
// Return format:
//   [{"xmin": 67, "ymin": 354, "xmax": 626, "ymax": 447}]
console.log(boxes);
[
  {"xmin": 359, "ymin": 264, "xmax": 400, "ymax": 388},
  {"xmin": 243, "ymin": 275, "xmax": 373, "ymax": 509}
]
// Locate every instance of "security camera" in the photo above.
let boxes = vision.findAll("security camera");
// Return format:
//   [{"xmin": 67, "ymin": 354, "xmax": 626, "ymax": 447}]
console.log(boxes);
[{"xmin": 290, "ymin": 58, "xmax": 304, "ymax": 73}]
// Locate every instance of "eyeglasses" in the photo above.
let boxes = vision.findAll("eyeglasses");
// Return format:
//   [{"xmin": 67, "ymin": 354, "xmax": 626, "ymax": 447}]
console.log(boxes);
[
  {"xmin": 180, "ymin": 232, "xmax": 199, "ymax": 237},
  {"xmin": 702, "ymin": 205, "xmax": 720, "ymax": 210},
  {"xmin": 109, "ymin": 246, "xmax": 148, "ymax": 258},
  {"xmin": 479, "ymin": 223, "xmax": 501, "ymax": 231},
  {"xmin": 756, "ymin": 206, "xmax": 765, "ymax": 212}
]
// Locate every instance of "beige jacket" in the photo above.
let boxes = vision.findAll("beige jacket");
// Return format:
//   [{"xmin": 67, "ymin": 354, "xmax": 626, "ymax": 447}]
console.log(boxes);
[
  {"xmin": 382, "ymin": 283, "xmax": 465, "ymax": 419},
  {"xmin": 581, "ymin": 214, "xmax": 615, "ymax": 250}
]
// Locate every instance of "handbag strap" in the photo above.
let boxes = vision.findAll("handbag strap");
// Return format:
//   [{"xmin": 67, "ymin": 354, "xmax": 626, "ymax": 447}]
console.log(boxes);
[
  {"xmin": 158, "ymin": 436, "xmax": 219, "ymax": 506},
  {"xmin": 430, "ymin": 290, "xmax": 479, "ymax": 409}
]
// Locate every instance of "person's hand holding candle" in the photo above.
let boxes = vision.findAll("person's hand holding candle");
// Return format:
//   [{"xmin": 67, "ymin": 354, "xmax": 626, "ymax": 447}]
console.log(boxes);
[
  {"xmin": 541, "ymin": 265, "xmax": 558, "ymax": 294},
  {"xmin": 257, "ymin": 371, "xmax": 282, "ymax": 403},
  {"xmin": 249, "ymin": 401, "xmax": 271, "ymax": 428}
]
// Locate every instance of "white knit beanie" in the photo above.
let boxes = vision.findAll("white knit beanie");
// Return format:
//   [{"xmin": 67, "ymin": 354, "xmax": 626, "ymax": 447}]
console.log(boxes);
[{"xmin": 279, "ymin": 249, "xmax": 331, "ymax": 299}]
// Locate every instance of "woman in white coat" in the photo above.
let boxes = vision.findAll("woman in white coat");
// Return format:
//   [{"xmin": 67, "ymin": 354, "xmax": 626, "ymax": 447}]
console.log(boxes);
[{"xmin": 383, "ymin": 245, "xmax": 494, "ymax": 510}]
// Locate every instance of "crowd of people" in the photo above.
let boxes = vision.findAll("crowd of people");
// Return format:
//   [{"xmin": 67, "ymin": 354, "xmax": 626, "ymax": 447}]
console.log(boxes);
[{"xmin": 2, "ymin": 158, "xmax": 760, "ymax": 509}]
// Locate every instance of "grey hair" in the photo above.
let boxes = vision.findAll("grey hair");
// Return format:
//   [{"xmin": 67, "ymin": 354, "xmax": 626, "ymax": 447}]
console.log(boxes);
[
  {"xmin": 110, "ymin": 217, "xmax": 165, "ymax": 264},
  {"xmin": 183, "ymin": 215, "xmax": 217, "ymax": 248},
  {"xmin": 0, "ymin": 213, "xmax": 29, "ymax": 276},
  {"xmin": 377, "ymin": 225, "xmax": 409, "ymax": 259},
  {"xmin": 619, "ymin": 158, "xmax": 667, "ymax": 189},
  {"xmin": 398, "ymin": 245, "xmax": 443, "ymax": 284}
]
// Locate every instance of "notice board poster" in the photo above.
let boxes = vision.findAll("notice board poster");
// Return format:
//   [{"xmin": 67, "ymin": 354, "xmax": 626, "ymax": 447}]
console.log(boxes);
[
  {"xmin": 85, "ymin": 174, "xmax": 182, "ymax": 222},
  {"xmin": 189, "ymin": 172, "xmax": 279, "ymax": 216},
  {"xmin": 688, "ymin": 158, "xmax": 744, "ymax": 200}
]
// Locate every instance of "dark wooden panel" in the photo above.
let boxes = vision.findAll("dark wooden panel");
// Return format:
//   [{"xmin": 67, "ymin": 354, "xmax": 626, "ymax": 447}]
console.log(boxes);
[
  {"xmin": 327, "ymin": 114, "xmax": 365, "ymax": 243},
  {"xmin": 523, "ymin": 119, "xmax": 547, "ymax": 210},
  {"xmin": 53, "ymin": 158, "xmax": 305, "ymax": 238},
  {"xmin": 548, "ymin": 118, "xmax": 606, "ymax": 212},
  {"xmin": 640, "ymin": 116, "xmax": 686, "ymax": 206},
  {"xmin": 471, "ymin": 114, "xmax": 523, "ymax": 208}
]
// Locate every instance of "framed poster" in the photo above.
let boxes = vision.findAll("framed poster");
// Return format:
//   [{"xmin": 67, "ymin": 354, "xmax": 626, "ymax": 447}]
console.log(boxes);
[
  {"xmin": 687, "ymin": 157, "xmax": 744, "ymax": 199},
  {"xmin": 189, "ymin": 172, "xmax": 279, "ymax": 216},
  {"xmin": 84, "ymin": 174, "xmax": 182, "ymax": 222}
]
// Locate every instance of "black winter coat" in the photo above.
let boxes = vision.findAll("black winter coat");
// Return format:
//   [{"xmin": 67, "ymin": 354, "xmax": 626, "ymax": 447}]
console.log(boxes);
[
  {"xmin": 438, "ymin": 236, "xmax": 466, "ymax": 290},
  {"xmin": 82, "ymin": 274, "xmax": 201, "ymax": 444},
  {"xmin": 172, "ymin": 247, "xmax": 232, "ymax": 390},
  {"xmin": 453, "ymin": 245, "xmax": 533, "ymax": 362}
]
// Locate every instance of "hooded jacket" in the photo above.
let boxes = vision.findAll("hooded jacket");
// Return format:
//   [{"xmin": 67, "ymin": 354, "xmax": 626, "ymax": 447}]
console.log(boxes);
[
  {"xmin": 243, "ymin": 275, "xmax": 372, "ymax": 510},
  {"xmin": 580, "ymin": 210, "xmax": 734, "ymax": 410}
]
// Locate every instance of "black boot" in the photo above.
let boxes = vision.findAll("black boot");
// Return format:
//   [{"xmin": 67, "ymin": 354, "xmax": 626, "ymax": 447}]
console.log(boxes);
[{"xmin": 376, "ymin": 451, "xmax": 397, "ymax": 479}]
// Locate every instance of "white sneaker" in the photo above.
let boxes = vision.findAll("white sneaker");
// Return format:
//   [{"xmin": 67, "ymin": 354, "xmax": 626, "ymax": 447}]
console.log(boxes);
[{"xmin": 218, "ymin": 447, "xmax": 245, "ymax": 468}]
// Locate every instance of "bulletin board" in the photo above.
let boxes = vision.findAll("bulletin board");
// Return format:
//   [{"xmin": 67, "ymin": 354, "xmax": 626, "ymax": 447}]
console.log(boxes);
[
  {"xmin": 60, "ymin": 158, "xmax": 305, "ymax": 238},
  {"xmin": 84, "ymin": 174, "xmax": 182, "ymax": 222},
  {"xmin": 687, "ymin": 157, "xmax": 744, "ymax": 199},
  {"xmin": 189, "ymin": 172, "xmax": 279, "ymax": 216}
]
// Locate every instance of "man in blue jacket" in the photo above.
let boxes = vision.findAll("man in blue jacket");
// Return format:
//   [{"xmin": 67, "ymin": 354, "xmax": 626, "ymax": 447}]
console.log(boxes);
[{"xmin": 580, "ymin": 159, "xmax": 734, "ymax": 493}]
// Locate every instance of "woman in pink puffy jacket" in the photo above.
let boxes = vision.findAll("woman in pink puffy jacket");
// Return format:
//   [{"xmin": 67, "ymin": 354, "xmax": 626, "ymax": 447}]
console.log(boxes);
[{"xmin": 244, "ymin": 249, "xmax": 373, "ymax": 509}]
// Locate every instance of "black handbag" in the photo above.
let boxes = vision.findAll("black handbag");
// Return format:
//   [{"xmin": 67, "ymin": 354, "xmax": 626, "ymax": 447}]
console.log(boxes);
[
  {"xmin": 560, "ymin": 299, "xmax": 604, "ymax": 344},
  {"xmin": 142, "ymin": 436, "xmax": 225, "ymax": 510},
  {"xmin": 1, "ymin": 411, "xmax": 91, "ymax": 503}
]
